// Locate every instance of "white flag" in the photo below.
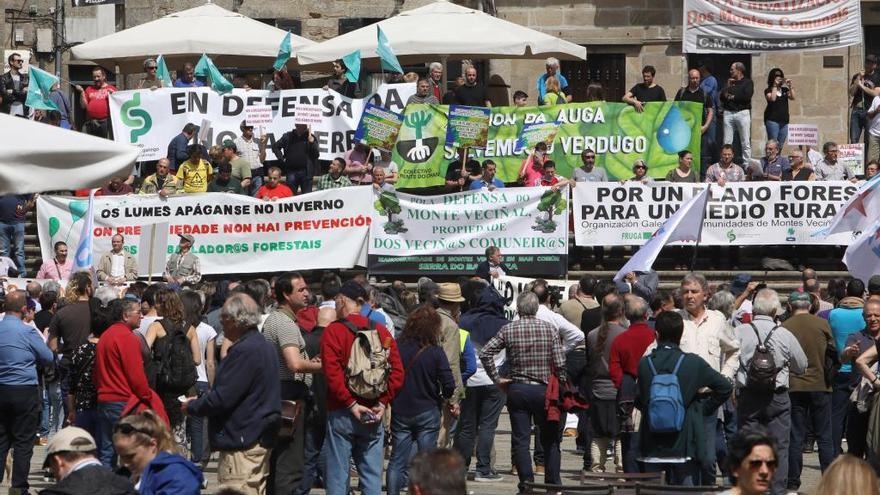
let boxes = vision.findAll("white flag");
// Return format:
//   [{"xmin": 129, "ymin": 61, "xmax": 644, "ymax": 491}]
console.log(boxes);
[
  {"xmin": 614, "ymin": 186, "xmax": 710, "ymax": 282},
  {"xmin": 137, "ymin": 222, "xmax": 169, "ymax": 277},
  {"xmin": 818, "ymin": 175, "xmax": 880, "ymax": 237},
  {"xmin": 843, "ymin": 219, "xmax": 880, "ymax": 284}
]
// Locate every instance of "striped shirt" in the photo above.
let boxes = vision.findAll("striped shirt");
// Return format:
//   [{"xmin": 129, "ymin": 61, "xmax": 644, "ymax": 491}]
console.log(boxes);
[{"xmin": 480, "ymin": 316, "xmax": 566, "ymax": 385}]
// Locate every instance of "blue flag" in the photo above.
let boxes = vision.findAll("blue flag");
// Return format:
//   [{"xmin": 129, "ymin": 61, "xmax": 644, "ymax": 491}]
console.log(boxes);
[
  {"xmin": 273, "ymin": 31, "xmax": 292, "ymax": 71},
  {"xmin": 73, "ymin": 192, "xmax": 95, "ymax": 272},
  {"xmin": 156, "ymin": 55, "xmax": 172, "ymax": 87},
  {"xmin": 342, "ymin": 50, "xmax": 361, "ymax": 83},
  {"xmin": 377, "ymin": 26, "xmax": 403, "ymax": 73},
  {"xmin": 25, "ymin": 67, "xmax": 59, "ymax": 111}
]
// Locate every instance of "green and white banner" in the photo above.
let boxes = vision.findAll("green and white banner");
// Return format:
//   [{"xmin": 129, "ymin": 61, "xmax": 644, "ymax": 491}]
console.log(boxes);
[
  {"xmin": 573, "ymin": 182, "xmax": 860, "ymax": 246},
  {"xmin": 369, "ymin": 187, "xmax": 568, "ymax": 276},
  {"xmin": 393, "ymin": 101, "xmax": 703, "ymax": 189},
  {"xmin": 109, "ymin": 84, "xmax": 415, "ymax": 162},
  {"xmin": 37, "ymin": 190, "xmax": 373, "ymax": 275}
]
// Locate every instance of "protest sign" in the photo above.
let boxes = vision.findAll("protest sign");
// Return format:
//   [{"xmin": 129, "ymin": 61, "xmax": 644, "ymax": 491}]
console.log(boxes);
[
  {"xmin": 393, "ymin": 102, "xmax": 702, "ymax": 189},
  {"xmin": 572, "ymin": 182, "xmax": 860, "ymax": 247},
  {"xmin": 245, "ymin": 105, "xmax": 274, "ymax": 127},
  {"xmin": 293, "ymin": 103, "xmax": 323, "ymax": 126},
  {"xmin": 354, "ymin": 103, "xmax": 404, "ymax": 151},
  {"xmin": 683, "ymin": 0, "xmax": 861, "ymax": 53},
  {"xmin": 786, "ymin": 124, "xmax": 820, "ymax": 147},
  {"xmin": 839, "ymin": 143, "xmax": 865, "ymax": 176},
  {"xmin": 110, "ymin": 84, "xmax": 415, "ymax": 162},
  {"xmin": 37, "ymin": 189, "xmax": 373, "ymax": 276},
  {"xmin": 518, "ymin": 120, "xmax": 560, "ymax": 150},
  {"xmin": 369, "ymin": 187, "xmax": 568, "ymax": 276},
  {"xmin": 445, "ymin": 105, "xmax": 491, "ymax": 149},
  {"xmin": 491, "ymin": 275, "xmax": 570, "ymax": 321}
]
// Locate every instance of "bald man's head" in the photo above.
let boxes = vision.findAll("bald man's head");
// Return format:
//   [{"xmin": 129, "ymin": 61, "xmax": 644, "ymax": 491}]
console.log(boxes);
[{"xmin": 5, "ymin": 290, "xmax": 27, "ymax": 316}]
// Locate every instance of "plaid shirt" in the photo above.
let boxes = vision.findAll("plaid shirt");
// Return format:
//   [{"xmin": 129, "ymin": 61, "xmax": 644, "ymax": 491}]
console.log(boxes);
[
  {"xmin": 234, "ymin": 136, "xmax": 262, "ymax": 171},
  {"xmin": 480, "ymin": 316, "xmax": 566, "ymax": 385},
  {"xmin": 316, "ymin": 174, "xmax": 353, "ymax": 190}
]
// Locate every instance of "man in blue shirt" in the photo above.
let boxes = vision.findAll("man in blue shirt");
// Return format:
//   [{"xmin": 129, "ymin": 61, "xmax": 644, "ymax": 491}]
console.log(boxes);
[
  {"xmin": 0, "ymin": 289, "xmax": 54, "ymax": 493},
  {"xmin": 469, "ymin": 160, "xmax": 505, "ymax": 191},
  {"xmin": 173, "ymin": 62, "xmax": 205, "ymax": 88},
  {"xmin": 167, "ymin": 123, "xmax": 198, "ymax": 170},
  {"xmin": 536, "ymin": 57, "xmax": 570, "ymax": 105},
  {"xmin": 0, "ymin": 194, "xmax": 34, "ymax": 276}
]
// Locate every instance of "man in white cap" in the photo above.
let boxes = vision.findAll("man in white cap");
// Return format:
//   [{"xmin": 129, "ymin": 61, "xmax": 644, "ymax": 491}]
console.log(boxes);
[
  {"xmin": 42, "ymin": 426, "xmax": 135, "ymax": 495},
  {"xmin": 163, "ymin": 234, "xmax": 201, "ymax": 285}
]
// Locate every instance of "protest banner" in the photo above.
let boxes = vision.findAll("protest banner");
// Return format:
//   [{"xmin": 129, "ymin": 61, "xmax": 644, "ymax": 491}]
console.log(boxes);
[
  {"xmin": 839, "ymin": 143, "xmax": 865, "ymax": 176},
  {"xmin": 110, "ymin": 84, "xmax": 415, "ymax": 162},
  {"xmin": 354, "ymin": 103, "xmax": 404, "ymax": 151},
  {"xmin": 786, "ymin": 124, "xmax": 820, "ymax": 147},
  {"xmin": 393, "ymin": 101, "xmax": 702, "ymax": 189},
  {"xmin": 245, "ymin": 105, "xmax": 274, "ymax": 127},
  {"xmin": 369, "ymin": 187, "xmax": 568, "ymax": 276},
  {"xmin": 491, "ymin": 275, "xmax": 570, "ymax": 321},
  {"xmin": 518, "ymin": 120, "xmax": 560, "ymax": 150},
  {"xmin": 683, "ymin": 0, "xmax": 861, "ymax": 53},
  {"xmin": 293, "ymin": 103, "xmax": 323, "ymax": 126},
  {"xmin": 37, "ymin": 189, "xmax": 374, "ymax": 276},
  {"xmin": 445, "ymin": 105, "xmax": 491, "ymax": 149},
  {"xmin": 572, "ymin": 182, "xmax": 860, "ymax": 247}
]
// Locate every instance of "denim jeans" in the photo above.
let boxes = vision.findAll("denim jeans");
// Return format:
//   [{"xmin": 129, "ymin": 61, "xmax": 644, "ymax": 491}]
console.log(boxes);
[
  {"xmin": 723, "ymin": 109, "xmax": 752, "ymax": 164},
  {"xmin": 386, "ymin": 408, "xmax": 441, "ymax": 495},
  {"xmin": 788, "ymin": 391, "xmax": 833, "ymax": 490},
  {"xmin": 187, "ymin": 381, "xmax": 210, "ymax": 463},
  {"xmin": 620, "ymin": 431, "xmax": 641, "ymax": 474},
  {"xmin": 0, "ymin": 221, "xmax": 26, "ymax": 276},
  {"xmin": 286, "ymin": 169, "xmax": 312, "ymax": 195},
  {"xmin": 831, "ymin": 372, "xmax": 855, "ymax": 457},
  {"xmin": 295, "ymin": 413, "xmax": 328, "ymax": 495},
  {"xmin": 74, "ymin": 408, "xmax": 101, "ymax": 445},
  {"xmin": 737, "ymin": 390, "xmax": 791, "ymax": 495},
  {"xmin": 851, "ymin": 107, "xmax": 867, "ymax": 144},
  {"xmin": 97, "ymin": 401, "xmax": 127, "ymax": 467},
  {"xmin": 250, "ymin": 173, "xmax": 264, "ymax": 196},
  {"xmin": 765, "ymin": 121, "xmax": 788, "ymax": 148},
  {"xmin": 454, "ymin": 384, "xmax": 506, "ymax": 475},
  {"xmin": 697, "ymin": 410, "xmax": 718, "ymax": 485},
  {"xmin": 643, "ymin": 460, "xmax": 698, "ymax": 486},
  {"xmin": 507, "ymin": 383, "xmax": 561, "ymax": 492},
  {"xmin": 39, "ymin": 382, "xmax": 63, "ymax": 437},
  {"xmin": 325, "ymin": 408, "xmax": 384, "ymax": 495}
]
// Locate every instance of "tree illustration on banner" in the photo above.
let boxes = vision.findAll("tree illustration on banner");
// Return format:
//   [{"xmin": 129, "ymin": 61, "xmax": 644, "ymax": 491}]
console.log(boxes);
[
  {"xmin": 534, "ymin": 189, "xmax": 567, "ymax": 233},
  {"xmin": 374, "ymin": 191, "xmax": 406, "ymax": 234}
]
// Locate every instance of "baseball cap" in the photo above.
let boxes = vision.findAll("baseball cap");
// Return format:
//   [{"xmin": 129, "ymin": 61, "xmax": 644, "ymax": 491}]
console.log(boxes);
[
  {"xmin": 788, "ymin": 291, "xmax": 811, "ymax": 303},
  {"xmin": 179, "ymin": 234, "xmax": 195, "ymax": 244},
  {"xmin": 43, "ymin": 427, "xmax": 97, "ymax": 467},
  {"xmin": 730, "ymin": 273, "xmax": 752, "ymax": 297},
  {"xmin": 221, "ymin": 139, "xmax": 237, "ymax": 152}
]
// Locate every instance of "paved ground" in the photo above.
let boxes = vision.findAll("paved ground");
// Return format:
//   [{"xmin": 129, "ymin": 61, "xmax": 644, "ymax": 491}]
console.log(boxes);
[{"xmin": 13, "ymin": 411, "xmax": 822, "ymax": 494}]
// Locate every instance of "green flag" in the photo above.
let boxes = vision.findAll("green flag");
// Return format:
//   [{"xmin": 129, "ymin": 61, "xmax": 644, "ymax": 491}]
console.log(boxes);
[
  {"xmin": 342, "ymin": 50, "xmax": 361, "ymax": 83},
  {"xmin": 273, "ymin": 31, "xmax": 292, "ymax": 71},
  {"xmin": 25, "ymin": 66, "xmax": 59, "ymax": 111},
  {"xmin": 156, "ymin": 55, "xmax": 172, "ymax": 87},
  {"xmin": 195, "ymin": 54, "xmax": 233, "ymax": 95},
  {"xmin": 377, "ymin": 27, "xmax": 403, "ymax": 74}
]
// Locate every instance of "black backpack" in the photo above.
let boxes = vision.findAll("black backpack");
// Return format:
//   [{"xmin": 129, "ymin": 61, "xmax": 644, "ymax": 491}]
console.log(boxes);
[
  {"xmin": 154, "ymin": 319, "xmax": 197, "ymax": 393},
  {"xmin": 745, "ymin": 323, "xmax": 780, "ymax": 392}
]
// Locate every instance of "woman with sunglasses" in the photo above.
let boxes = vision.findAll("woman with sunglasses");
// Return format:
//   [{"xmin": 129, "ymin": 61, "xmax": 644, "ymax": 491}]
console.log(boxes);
[
  {"xmin": 627, "ymin": 159, "xmax": 654, "ymax": 185},
  {"xmin": 764, "ymin": 67, "xmax": 795, "ymax": 148},
  {"xmin": 112, "ymin": 410, "xmax": 203, "ymax": 494},
  {"xmin": 719, "ymin": 426, "xmax": 778, "ymax": 495}
]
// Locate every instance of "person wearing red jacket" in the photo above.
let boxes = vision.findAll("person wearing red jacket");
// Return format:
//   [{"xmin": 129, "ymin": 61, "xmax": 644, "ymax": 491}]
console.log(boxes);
[
  {"xmin": 95, "ymin": 299, "xmax": 161, "ymax": 466},
  {"xmin": 321, "ymin": 281, "xmax": 403, "ymax": 495}
]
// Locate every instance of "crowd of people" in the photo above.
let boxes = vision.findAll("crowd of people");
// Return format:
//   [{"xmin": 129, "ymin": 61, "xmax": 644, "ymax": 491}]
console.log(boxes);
[{"xmin": 3, "ymin": 258, "xmax": 880, "ymax": 494}]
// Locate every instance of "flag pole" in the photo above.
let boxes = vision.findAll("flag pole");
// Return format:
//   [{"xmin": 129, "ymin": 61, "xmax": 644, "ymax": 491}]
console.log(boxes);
[
  {"xmin": 689, "ymin": 184, "xmax": 711, "ymax": 273},
  {"xmin": 147, "ymin": 224, "xmax": 156, "ymax": 283}
]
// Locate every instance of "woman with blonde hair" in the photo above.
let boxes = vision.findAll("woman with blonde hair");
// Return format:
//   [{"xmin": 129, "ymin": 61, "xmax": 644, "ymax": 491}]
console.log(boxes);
[
  {"xmin": 113, "ymin": 409, "xmax": 203, "ymax": 494},
  {"xmin": 541, "ymin": 76, "xmax": 567, "ymax": 106},
  {"xmin": 813, "ymin": 454, "xmax": 880, "ymax": 495}
]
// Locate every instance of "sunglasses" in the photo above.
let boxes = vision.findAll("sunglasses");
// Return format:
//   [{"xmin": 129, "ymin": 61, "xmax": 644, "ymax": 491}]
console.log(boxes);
[
  {"xmin": 113, "ymin": 422, "xmax": 151, "ymax": 436},
  {"xmin": 748, "ymin": 459, "xmax": 778, "ymax": 470},
  {"xmin": 634, "ymin": 165, "xmax": 647, "ymax": 170},
  {"xmin": 146, "ymin": 66, "xmax": 157, "ymax": 70}
]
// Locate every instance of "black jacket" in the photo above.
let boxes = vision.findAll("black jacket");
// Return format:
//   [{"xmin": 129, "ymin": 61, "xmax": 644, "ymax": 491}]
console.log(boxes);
[
  {"xmin": 0, "ymin": 70, "xmax": 29, "ymax": 114},
  {"xmin": 272, "ymin": 130, "xmax": 319, "ymax": 174},
  {"xmin": 39, "ymin": 463, "xmax": 136, "ymax": 495},
  {"xmin": 475, "ymin": 261, "xmax": 510, "ymax": 282}
]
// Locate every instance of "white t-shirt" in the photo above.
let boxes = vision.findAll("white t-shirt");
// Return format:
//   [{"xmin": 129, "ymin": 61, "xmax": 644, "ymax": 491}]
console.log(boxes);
[
  {"xmin": 194, "ymin": 321, "xmax": 217, "ymax": 383},
  {"xmin": 138, "ymin": 315, "xmax": 161, "ymax": 337},
  {"xmin": 10, "ymin": 74, "xmax": 23, "ymax": 116},
  {"xmin": 110, "ymin": 253, "xmax": 126, "ymax": 278},
  {"xmin": 869, "ymin": 96, "xmax": 880, "ymax": 137}
]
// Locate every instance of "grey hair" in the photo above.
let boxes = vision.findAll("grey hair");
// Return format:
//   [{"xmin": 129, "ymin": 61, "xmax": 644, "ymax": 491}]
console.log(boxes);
[
  {"xmin": 222, "ymin": 293, "xmax": 262, "ymax": 329},
  {"xmin": 122, "ymin": 299, "xmax": 141, "ymax": 318},
  {"xmin": 429, "ymin": 62, "xmax": 442, "ymax": 71},
  {"xmin": 733, "ymin": 62, "xmax": 746, "ymax": 73},
  {"xmin": 545, "ymin": 57, "xmax": 559, "ymax": 67},
  {"xmin": 789, "ymin": 298, "xmax": 812, "ymax": 312},
  {"xmin": 624, "ymin": 294, "xmax": 649, "ymax": 322},
  {"xmin": 707, "ymin": 290, "xmax": 736, "ymax": 319},
  {"xmin": 681, "ymin": 273, "xmax": 709, "ymax": 293},
  {"xmin": 42, "ymin": 280, "xmax": 62, "ymax": 293},
  {"xmin": 95, "ymin": 286, "xmax": 119, "ymax": 308},
  {"xmin": 753, "ymin": 288, "xmax": 781, "ymax": 317},
  {"xmin": 766, "ymin": 139, "xmax": 779, "ymax": 149},
  {"xmin": 517, "ymin": 291, "xmax": 540, "ymax": 317},
  {"xmin": 568, "ymin": 283, "xmax": 579, "ymax": 299}
]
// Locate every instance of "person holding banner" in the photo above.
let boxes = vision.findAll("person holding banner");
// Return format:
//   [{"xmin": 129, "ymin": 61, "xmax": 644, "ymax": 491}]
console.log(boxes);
[
  {"xmin": 140, "ymin": 158, "xmax": 183, "ymax": 196},
  {"xmin": 519, "ymin": 142, "xmax": 549, "ymax": 187},
  {"xmin": 96, "ymin": 235, "xmax": 137, "ymax": 285},
  {"xmin": 706, "ymin": 145, "xmax": 746, "ymax": 185},
  {"xmin": 469, "ymin": 160, "xmax": 504, "ymax": 191},
  {"xmin": 406, "ymin": 79, "xmax": 439, "ymax": 106},
  {"xmin": 138, "ymin": 59, "xmax": 163, "ymax": 90},
  {"xmin": 782, "ymin": 150, "xmax": 816, "ymax": 181},
  {"xmin": 173, "ymin": 63, "xmax": 204, "ymax": 88},
  {"xmin": 626, "ymin": 160, "xmax": 654, "ymax": 185},
  {"xmin": 343, "ymin": 142, "xmax": 374, "ymax": 185},
  {"xmin": 255, "ymin": 167, "xmax": 294, "ymax": 200},
  {"xmin": 316, "ymin": 158, "xmax": 354, "ymax": 191},
  {"xmin": 815, "ymin": 142, "xmax": 857, "ymax": 182},
  {"xmin": 666, "ymin": 151, "xmax": 698, "ymax": 183}
]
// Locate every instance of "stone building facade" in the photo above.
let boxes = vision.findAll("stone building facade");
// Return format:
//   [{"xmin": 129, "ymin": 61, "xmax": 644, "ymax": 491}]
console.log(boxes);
[{"xmin": 0, "ymin": 0, "xmax": 870, "ymax": 150}]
